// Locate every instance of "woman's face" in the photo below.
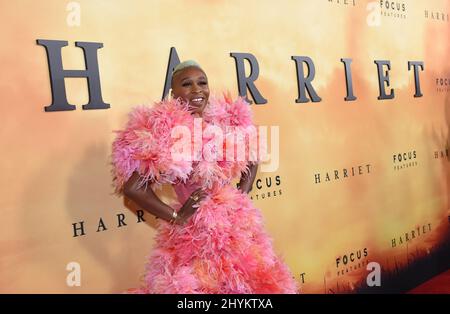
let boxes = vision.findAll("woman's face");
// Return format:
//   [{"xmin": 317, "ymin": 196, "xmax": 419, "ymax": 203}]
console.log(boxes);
[{"xmin": 171, "ymin": 66, "xmax": 210, "ymax": 115}]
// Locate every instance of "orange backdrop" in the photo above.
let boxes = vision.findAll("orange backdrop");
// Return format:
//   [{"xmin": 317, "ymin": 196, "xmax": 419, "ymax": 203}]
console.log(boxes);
[{"xmin": 0, "ymin": 0, "xmax": 449, "ymax": 293}]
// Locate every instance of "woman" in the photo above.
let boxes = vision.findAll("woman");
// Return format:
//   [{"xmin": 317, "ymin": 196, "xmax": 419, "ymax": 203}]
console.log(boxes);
[{"xmin": 111, "ymin": 60, "xmax": 298, "ymax": 293}]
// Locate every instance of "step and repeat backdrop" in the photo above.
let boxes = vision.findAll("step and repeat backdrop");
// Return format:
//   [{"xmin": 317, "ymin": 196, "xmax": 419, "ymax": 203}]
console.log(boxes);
[{"xmin": 1, "ymin": 0, "xmax": 449, "ymax": 293}]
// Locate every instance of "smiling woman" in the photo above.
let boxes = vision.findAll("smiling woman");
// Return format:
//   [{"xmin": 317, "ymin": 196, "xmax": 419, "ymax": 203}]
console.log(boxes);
[
  {"xmin": 111, "ymin": 60, "xmax": 298, "ymax": 294},
  {"xmin": 170, "ymin": 60, "xmax": 210, "ymax": 115}
]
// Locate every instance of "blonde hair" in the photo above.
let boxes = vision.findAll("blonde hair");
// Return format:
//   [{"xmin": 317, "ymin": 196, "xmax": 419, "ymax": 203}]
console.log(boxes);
[{"xmin": 172, "ymin": 60, "xmax": 205, "ymax": 77}]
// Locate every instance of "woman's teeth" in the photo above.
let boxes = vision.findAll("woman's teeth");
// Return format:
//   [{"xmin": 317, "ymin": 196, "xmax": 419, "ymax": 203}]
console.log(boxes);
[{"xmin": 192, "ymin": 98, "xmax": 203, "ymax": 103}]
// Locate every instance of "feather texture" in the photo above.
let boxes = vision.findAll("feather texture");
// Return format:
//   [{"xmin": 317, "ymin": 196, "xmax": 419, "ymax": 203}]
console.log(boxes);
[{"xmin": 112, "ymin": 93, "xmax": 298, "ymax": 294}]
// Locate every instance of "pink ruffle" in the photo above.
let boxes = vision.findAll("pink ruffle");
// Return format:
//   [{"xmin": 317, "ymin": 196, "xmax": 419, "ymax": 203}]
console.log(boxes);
[{"xmin": 143, "ymin": 186, "xmax": 298, "ymax": 294}]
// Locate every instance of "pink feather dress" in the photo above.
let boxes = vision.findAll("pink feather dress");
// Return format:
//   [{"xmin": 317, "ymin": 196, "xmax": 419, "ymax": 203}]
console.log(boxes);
[{"xmin": 111, "ymin": 94, "xmax": 298, "ymax": 294}]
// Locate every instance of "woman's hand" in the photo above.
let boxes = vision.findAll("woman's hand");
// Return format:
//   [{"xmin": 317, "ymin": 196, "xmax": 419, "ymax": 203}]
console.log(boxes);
[
  {"xmin": 238, "ymin": 162, "xmax": 258, "ymax": 194},
  {"xmin": 174, "ymin": 188, "xmax": 208, "ymax": 225}
]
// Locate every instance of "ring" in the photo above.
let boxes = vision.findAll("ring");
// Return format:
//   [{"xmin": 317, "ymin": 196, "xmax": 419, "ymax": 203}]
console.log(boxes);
[{"xmin": 190, "ymin": 195, "xmax": 199, "ymax": 201}]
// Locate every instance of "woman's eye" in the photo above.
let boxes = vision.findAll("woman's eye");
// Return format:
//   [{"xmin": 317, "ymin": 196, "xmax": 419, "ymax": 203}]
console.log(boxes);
[
  {"xmin": 200, "ymin": 81, "xmax": 208, "ymax": 85},
  {"xmin": 182, "ymin": 82, "xmax": 191, "ymax": 87}
]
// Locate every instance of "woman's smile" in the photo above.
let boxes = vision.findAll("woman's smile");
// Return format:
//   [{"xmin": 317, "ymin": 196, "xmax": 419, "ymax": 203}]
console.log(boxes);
[{"xmin": 189, "ymin": 95, "xmax": 207, "ymax": 110}]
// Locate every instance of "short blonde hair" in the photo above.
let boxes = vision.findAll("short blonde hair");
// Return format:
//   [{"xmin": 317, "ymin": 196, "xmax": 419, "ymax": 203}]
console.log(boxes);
[{"xmin": 172, "ymin": 60, "xmax": 205, "ymax": 77}]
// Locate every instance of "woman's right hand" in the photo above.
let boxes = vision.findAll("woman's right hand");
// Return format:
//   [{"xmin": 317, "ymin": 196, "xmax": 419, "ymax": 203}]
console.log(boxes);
[{"xmin": 175, "ymin": 188, "xmax": 208, "ymax": 225}]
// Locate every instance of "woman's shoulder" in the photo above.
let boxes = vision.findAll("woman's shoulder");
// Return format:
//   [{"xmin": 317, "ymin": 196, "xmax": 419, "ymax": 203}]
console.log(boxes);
[
  {"xmin": 203, "ymin": 92, "xmax": 254, "ymax": 128},
  {"xmin": 111, "ymin": 97, "xmax": 194, "ymax": 193},
  {"xmin": 123, "ymin": 97, "xmax": 193, "ymax": 131}
]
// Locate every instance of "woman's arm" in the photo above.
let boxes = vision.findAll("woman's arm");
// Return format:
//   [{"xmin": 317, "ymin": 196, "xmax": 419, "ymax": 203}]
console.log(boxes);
[
  {"xmin": 238, "ymin": 162, "xmax": 258, "ymax": 194},
  {"xmin": 123, "ymin": 171, "xmax": 207, "ymax": 224},
  {"xmin": 123, "ymin": 171, "xmax": 176, "ymax": 222}
]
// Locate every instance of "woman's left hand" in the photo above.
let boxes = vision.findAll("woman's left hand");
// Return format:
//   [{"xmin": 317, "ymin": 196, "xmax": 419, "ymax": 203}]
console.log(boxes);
[{"xmin": 238, "ymin": 162, "xmax": 258, "ymax": 194}]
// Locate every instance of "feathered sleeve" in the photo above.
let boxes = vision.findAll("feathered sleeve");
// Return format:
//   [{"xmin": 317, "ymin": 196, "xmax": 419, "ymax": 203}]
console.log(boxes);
[
  {"xmin": 194, "ymin": 92, "xmax": 266, "ymax": 188},
  {"xmin": 111, "ymin": 98, "xmax": 193, "ymax": 194},
  {"xmin": 203, "ymin": 92, "xmax": 266, "ymax": 164}
]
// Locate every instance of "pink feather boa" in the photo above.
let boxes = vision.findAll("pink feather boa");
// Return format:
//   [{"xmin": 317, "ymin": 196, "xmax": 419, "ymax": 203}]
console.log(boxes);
[{"xmin": 111, "ymin": 93, "xmax": 263, "ymax": 193}]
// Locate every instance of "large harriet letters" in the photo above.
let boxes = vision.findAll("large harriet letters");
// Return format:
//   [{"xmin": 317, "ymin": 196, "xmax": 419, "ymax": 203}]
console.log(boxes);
[{"xmin": 37, "ymin": 40, "xmax": 424, "ymax": 111}]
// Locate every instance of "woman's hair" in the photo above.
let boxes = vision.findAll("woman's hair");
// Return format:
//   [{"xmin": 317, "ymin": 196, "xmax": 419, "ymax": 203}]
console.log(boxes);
[{"xmin": 172, "ymin": 60, "xmax": 204, "ymax": 77}]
